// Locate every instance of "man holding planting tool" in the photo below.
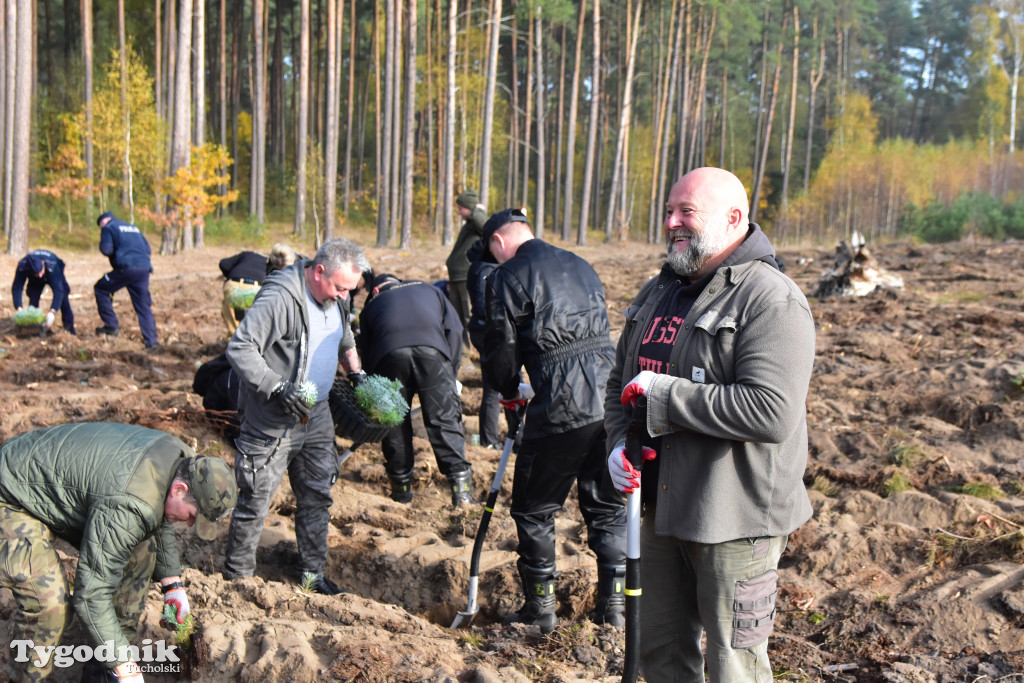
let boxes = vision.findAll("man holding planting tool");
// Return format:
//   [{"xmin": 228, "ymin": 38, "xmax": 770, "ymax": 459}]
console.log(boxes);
[
  {"xmin": 481, "ymin": 208, "xmax": 627, "ymax": 633},
  {"xmin": 0, "ymin": 422, "xmax": 237, "ymax": 683},
  {"xmin": 94, "ymin": 211, "xmax": 159, "ymax": 349},
  {"xmin": 224, "ymin": 238, "xmax": 370, "ymax": 596},
  {"xmin": 357, "ymin": 273, "xmax": 472, "ymax": 506},
  {"xmin": 605, "ymin": 167, "xmax": 815, "ymax": 682},
  {"xmin": 11, "ymin": 248, "xmax": 76, "ymax": 335}
]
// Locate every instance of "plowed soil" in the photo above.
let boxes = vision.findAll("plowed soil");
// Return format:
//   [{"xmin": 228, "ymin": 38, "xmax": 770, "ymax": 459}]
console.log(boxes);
[{"xmin": 1, "ymin": 235, "xmax": 1023, "ymax": 682}]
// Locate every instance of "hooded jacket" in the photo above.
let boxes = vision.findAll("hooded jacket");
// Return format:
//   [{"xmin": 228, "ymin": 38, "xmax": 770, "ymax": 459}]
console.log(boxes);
[
  {"xmin": 0, "ymin": 423, "xmax": 190, "ymax": 657},
  {"xmin": 483, "ymin": 238, "xmax": 615, "ymax": 436},
  {"xmin": 445, "ymin": 206, "xmax": 487, "ymax": 283},
  {"xmin": 604, "ymin": 225, "xmax": 815, "ymax": 543},
  {"xmin": 226, "ymin": 261, "xmax": 355, "ymax": 437}
]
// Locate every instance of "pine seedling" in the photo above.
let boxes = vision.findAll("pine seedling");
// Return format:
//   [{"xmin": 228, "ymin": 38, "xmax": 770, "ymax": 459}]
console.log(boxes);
[
  {"xmin": 297, "ymin": 381, "xmax": 318, "ymax": 425},
  {"xmin": 14, "ymin": 306, "xmax": 45, "ymax": 326},
  {"xmin": 300, "ymin": 571, "xmax": 317, "ymax": 592},
  {"xmin": 354, "ymin": 375, "xmax": 410, "ymax": 426},
  {"xmin": 297, "ymin": 381, "xmax": 318, "ymax": 406},
  {"xmin": 161, "ymin": 605, "xmax": 196, "ymax": 650}
]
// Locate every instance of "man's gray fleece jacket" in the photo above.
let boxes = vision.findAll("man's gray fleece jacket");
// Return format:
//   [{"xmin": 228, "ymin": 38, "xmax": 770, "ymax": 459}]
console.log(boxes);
[
  {"xmin": 226, "ymin": 261, "xmax": 355, "ymax": 437},
  {"xmin": 604, "ymin": 225, "xmax": 815, "ymax": 544}
]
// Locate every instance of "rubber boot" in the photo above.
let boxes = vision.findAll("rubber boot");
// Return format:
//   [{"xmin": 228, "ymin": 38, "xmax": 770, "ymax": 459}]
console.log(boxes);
[
  {"xmin": 505, "ymin": 560, "xmax": 558, "ymax": 633},
  {"xmin": 388, "ymin": 472, "xmax": 413, "ymax": 503},
  {"xmin": 448, "ymin": 467, "xmax": 473, "ymax": 506},
  {"xmin": 590, "ymin": 563, "xmax": 626, "ymax": 628}
]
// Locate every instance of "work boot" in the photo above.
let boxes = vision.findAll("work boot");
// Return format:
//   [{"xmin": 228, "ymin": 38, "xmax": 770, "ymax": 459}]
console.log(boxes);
[
  {"xmin": 388, "ymin": 472, "xmax": 413, "ymax": 504},
  {"xmin": 505, "ymin": 560, "xmax": 558, "ymax": 633},
  {"xmin": 94, "ymin": 325, "xmax": 119, "ymax": 337},
  {"xmin": 309, "ymin": 574, "xmax": 345, "ymax": 596},
  {"xmin": 448, "ymin": 467, "xmax": 473, "ymax": 506},
  {"xmin": 590, "ymin": 563, "xmax": 626, "ymax": 628}
]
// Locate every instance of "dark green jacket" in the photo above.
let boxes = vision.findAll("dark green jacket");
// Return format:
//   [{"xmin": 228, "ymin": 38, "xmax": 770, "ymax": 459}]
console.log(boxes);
[
  {"xmin": 445, "ymin": 206, "xmax": 487, "ymax": 282},
  {"xmin": 0, "ymin": 423, "xmax": 192, "ymax": 655}
]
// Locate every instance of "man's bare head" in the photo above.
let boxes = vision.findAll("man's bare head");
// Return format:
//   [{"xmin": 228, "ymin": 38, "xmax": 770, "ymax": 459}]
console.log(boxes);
[{"xmin": 663, "ymin": 167, "xmax": 750, "ymax": 278}]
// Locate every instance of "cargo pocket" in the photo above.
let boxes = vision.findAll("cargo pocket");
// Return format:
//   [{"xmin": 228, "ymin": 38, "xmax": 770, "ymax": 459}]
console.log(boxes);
[
  {"xmin": 234, "ymin": 431, "xmax": 281, "ymax": 491},
  {"xmin": 731, "ymin": 570, "xmax": 778, "ymax": 649}
]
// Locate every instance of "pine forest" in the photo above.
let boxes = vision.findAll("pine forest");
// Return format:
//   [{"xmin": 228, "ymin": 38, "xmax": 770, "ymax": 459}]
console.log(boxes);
[{"xmin": 4, "ymin": 0, "xmax": 1024, "ymax": 254}]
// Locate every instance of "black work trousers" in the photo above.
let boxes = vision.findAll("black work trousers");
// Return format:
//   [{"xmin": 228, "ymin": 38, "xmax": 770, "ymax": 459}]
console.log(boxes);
[
  {"xmin": 478, "ymin": 383, "xmax": 523, "ymax": 448},
  {"xmin": 510, "ymin": 420, "xmax": 626, "ymax": 569},
  {"xmin": 374, "ymin": 346, "xmax": 469, "ymax": 478}
]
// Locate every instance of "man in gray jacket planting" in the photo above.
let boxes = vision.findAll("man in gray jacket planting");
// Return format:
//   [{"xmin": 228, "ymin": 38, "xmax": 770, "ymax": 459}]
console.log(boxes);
[
  {"xmin": 605, "ymin": 167, "xmax": 815, "ymax": 682},
  {"xmin": 224, "ymin": 238, "xmax": 370, "ymax": 596}
]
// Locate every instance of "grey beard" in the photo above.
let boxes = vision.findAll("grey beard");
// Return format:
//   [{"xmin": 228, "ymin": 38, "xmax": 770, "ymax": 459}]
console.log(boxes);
[{"xmin": 666, "ymin": 228, "xmax": 728, "ymax": 277}]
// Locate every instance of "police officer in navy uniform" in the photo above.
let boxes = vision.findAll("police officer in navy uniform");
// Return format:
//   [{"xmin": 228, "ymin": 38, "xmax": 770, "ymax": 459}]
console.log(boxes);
[
  {"xmin": 94, "ymin": 211, "xmax": 159, "ymax": 349},
  {"xmin": 11, "ymin": 249, "xmax": 76, "ymax": 334}
]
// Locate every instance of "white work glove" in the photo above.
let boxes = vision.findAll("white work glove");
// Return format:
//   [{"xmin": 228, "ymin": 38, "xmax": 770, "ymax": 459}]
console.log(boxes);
[
  {"xmin": 455, "ymin": 379, "xmax": 464, "ymax": 395},
  {"xmin": 499, "ymin": 382, "xmax": 535, "ymax": 410},
  {"xmin": 44, "ymin": 310, "xmax": 56, "ymax": 328},
  {"xmin": 607, "ymin": 444, "xmax": 658, "ymax": 494},
  {"xmin": 161, "ymin": 585, "xmax": 191, "ymax": 627},
  {"xmin": 111, "ymin": 661, "xmax": 144, "ymax": 681},
  {"xmin": 620, "ymin": 371, "xmax": 657, "ymax": 407}
]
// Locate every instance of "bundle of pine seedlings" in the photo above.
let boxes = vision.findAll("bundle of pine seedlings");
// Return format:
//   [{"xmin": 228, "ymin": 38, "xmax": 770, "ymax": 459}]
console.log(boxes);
[
  {"xmin": 14, "ymin": 306, "xmax": 45, "ymax": 327},
  {"xmin": 354, "ymin": 375, "xmax": 409, "ymax": 426}
]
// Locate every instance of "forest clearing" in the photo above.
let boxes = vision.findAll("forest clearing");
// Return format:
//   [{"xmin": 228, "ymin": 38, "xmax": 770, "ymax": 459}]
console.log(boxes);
[{"xmin": 1, "ymin": 233, "xmax": 1023, "ymax": 681}]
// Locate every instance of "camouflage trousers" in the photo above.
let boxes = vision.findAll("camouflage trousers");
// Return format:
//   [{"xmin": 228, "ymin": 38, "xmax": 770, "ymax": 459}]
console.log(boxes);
[{"xmin": 0, "ymin": 504, "xmax": 156, "ymax": 682}]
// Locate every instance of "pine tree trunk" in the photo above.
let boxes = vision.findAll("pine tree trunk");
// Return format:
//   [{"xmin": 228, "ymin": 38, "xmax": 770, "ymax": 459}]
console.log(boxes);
[
  {"xmin": 400, "ymin": 0, "xmax": 416, "ymax": 248},
  {"xmin": 779, "ymin": 5, "xmax": 799, "ymax": 237},
  {"xmin": 804, "ymin": 17, "xmax": 825, "ymax": 194},
  {"xmin": 560, "ymin": 0, "xmax": 585, "ymax": 240},
  {"xmin": 81, "ymin": 0, "xmax": 94, "ymax": 188},
  {"xmin": 343, "ymin": 0, "xmax": 355, "ymax": 215},
  {"xmin": 604, "ymin": 0, "xmax": 642, "ymax": 241},
  {"xmin": 441, "ymin": 0, "xmax": 455, "ymax": 245},
  {"xmin": 577, "ymin": 0, "xmax": 600, "ymax": 245},
  {"xmin": 324, "ymin": 0, "xmax": 338, "ymax": 240},
  {"xmin": 166, "ymin": 0, "xmax": 193, "ymax": 254},
  {"xmin": 193, "ymin": 0, "xmax": 206, "ymax": 247},
  {"xmin": 533, "ymin": 11, "xmax": 545, "ymax": 238},
  {"xmin": 751, "ymin": 12, "xmax": 785, "ymax": 223},
  {"xmin": 479, "ymin": 0, "xmax": 502, "ymax": 208},
  {"xmin": 294, "ymin": 0, "xmax": 309, "ymax": 235},
  {"xmin": 6, "ymin": 0, "xmax": 30, "ymax": 255},
  {"xmin": 118, "ymin": 0, "xmax": 131, "ymax": 207},
  {"xmin": 377, "ymin": 0, "xmax": 393, "ymax": 246}
]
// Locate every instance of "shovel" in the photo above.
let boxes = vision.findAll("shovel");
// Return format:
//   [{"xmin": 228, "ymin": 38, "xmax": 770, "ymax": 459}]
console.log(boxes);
[
  {"xmin": 621, "ymin": 395, "xmax": 647, "ymax": 683},
  {"xmin": 450, "ymin": 414, "xmax": 524, "ymax": 629}
]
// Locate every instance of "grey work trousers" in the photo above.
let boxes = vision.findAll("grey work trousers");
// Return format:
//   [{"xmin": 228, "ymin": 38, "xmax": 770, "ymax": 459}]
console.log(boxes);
[
  {"xmin": 224, "ymin": 401, "xmax": 340, "ymax": 579},
  {"xmin": 639, "ymin": 519, "xmax": 788, "ymax": 683}
]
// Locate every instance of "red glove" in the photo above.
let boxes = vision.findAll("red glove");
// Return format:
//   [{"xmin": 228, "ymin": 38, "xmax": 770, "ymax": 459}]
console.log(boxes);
[
  {"xmin": 499, "ymin": 382, "xmax": 535, "ymax": 410},
  {"xmin": 607, "ymin": 444, "xmax": 658, "ymax": 493},
  {"xmin": 161, "ymin": 585, "xmax": 190, "ymax": 627},
  {"xmin": 620, "ymin": 371, "xmax": 657, "ymax": 407}
]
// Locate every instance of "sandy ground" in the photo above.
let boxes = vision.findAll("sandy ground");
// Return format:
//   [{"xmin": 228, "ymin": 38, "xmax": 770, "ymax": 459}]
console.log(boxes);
[{"xmin": 1, "ymin": 235, "xmax": 1023, "ymax": 682}]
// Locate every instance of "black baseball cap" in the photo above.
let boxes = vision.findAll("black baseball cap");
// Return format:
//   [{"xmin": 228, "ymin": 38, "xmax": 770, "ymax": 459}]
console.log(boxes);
[{"xmin": 479, "ymin": 208, "xmax": 530, "ymax": 263}]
